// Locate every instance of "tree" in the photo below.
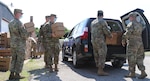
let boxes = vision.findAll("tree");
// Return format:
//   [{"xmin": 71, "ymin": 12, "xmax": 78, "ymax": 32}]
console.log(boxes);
[
  {"xmin": 65, "ymin": 27, "xmax": 70, "ymax": 34},
  {"xmin": 35, "ymin": 27, "xmax": 39, "ymax": 37}
]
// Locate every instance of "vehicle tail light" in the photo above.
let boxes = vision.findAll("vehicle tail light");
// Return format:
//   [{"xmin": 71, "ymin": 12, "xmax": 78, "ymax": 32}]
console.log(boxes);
[
  {"xmin": 80, "ymin": 27, "xmax": 88, "ymax": 39},
  {"xmin": 84, "ymin": 44, "xmax": 88, "ymax": 52}
]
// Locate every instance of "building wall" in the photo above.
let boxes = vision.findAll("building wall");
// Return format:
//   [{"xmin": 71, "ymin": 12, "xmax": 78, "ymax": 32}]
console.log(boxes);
[{"xmin": 0, "ymin": 2, "xmax": 14, "ymax": 32}]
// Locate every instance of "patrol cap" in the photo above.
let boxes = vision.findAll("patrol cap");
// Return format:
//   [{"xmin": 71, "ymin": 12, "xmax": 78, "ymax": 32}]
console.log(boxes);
[
  {"xmin": 97, "ymin": 10, "xmax": 103, "ymax": 16},
  {"xmin": 98, "ymin": 10, "xmax": 103, "ymax": 14},
  {"xmin": 128, "ymin": 12, "xmax": 137, "ymax": 18},
  {"xmin": 14, "ymin": 9, "xmax": 23, "ymax": 14},
  {"xmin": 50, "ymin": 14, "xmax": 57, "ymax": 18},
  {"xmin": 45, "ymin": 15, "xmax": 50, "ymax": 19}
]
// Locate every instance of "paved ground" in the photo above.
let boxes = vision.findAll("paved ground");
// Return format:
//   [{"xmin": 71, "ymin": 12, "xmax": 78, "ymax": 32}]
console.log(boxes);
[{"xmin": 28, "ymin": 52, "xmax": 150, "ymax": 81}]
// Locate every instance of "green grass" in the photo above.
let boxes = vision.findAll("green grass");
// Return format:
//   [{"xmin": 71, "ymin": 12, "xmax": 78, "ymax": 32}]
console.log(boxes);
[
  {"xmin": 0, "ymin": 58, "xmax": 44, "ymax": 81},
  {"xmin": 145, "ymin": 52, "xmax": 150, "ymax": 56}
]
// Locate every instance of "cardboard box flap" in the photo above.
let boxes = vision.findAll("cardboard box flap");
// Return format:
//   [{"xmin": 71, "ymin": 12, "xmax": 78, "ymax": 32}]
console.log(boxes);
[
  {"xmin": 24, "ymin": 22, "xmax": 34, "ymax": 28},
  {"xmin": 51, "ymin": 22, "xmax": 64, "ymax": 29},
  {"xmin": 52, "ymin": 27, "xmax": 65, "ymax": 32}
]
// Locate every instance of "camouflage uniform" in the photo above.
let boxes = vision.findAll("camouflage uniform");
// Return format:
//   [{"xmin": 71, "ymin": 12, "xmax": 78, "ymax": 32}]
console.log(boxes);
[
  {"xmin": 122, "ymin": 12, "xmax": 147, "ymax": 78},
  {"xmin": 9, "ymin": 17, "xmax": 28, "ymax": 74},
  {"xmin": 40, "ymin": 21, "xmax": 59, "ymax": 67},
  {"xmin": 29, "ymin": 37, "xmax": 37, "ymax": 58},
  {"xmin": 38, "ymin": 16, "xmax": 50, "ymax": 65},
  {"xmin": 91, "ymin": 18, "xmax": 112, "ymax": 68}
]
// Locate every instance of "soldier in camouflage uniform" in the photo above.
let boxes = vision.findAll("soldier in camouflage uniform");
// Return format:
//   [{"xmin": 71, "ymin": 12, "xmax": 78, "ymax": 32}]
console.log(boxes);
[
  {"xmin": 40, "ymin": 14, "xmax": 59, "ymax": 72},
  {"xmin": 91, "ymin": 10, "xmax": 112, "ymax": 76},
  {"xmin": 8, "ymin": 9, "xmax": 29, "ymax": 80},
  {"xmin": 122, "ymin": 12, "xmax": 147, "ymax": 79},
  {"xmin": 38, "ymin": 16, "xmax": 50, "ymax": 67}
]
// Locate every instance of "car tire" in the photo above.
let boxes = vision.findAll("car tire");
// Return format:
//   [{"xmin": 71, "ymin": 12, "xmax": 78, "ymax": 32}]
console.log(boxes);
[
  {"xmin": 73, "ymin": 50, "xmax": 80, "ymax": 68},
  {"xmin": 111, "ymin": 60, "xmax": 124, "ymax": 68},
  {"xmin": 62, "ymin": 48, "xmax": 68, "ymax": 61}
]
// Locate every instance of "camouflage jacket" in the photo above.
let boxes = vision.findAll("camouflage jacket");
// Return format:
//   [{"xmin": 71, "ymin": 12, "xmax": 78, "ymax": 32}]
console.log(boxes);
[
  {"xmin": 122, "ymin": 21, "xmax": 144, "ymax": 42},
  {"xmin": 91, "ymin": 18, "xmax": 112, "ymax": 40},
  {"xmin": 9, "ymin": 18, "xmax": 28, "ymax": 47},
  {"xmin": 39, "ymin": 21, "xmax": 59, "ymax": 43},
  {"xmin": 38, "ymin": 24, "xmax": 45, "ymax": 43}
]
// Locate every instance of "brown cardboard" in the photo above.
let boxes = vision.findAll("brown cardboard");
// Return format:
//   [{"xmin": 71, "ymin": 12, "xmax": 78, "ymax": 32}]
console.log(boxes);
[
  {"xmin": 24, "ymin": 22, "xmax": 35, "ymax": 32},
  {"xmin": 106, "ymin": 32, "xmax": 123, "ymax": 45},
  {"xmin": 51, "ymin": 22, "xmax": 65, "ymax": 37}
]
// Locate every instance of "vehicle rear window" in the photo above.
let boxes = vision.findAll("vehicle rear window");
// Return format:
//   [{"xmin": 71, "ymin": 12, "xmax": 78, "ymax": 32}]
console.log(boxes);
[{"xmin": 107, "ymin": 21, "xmax": 122, "ymax": 32}]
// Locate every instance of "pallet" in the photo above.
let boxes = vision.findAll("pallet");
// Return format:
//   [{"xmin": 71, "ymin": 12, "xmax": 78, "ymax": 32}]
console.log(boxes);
[
  {"xmin": 0, "ymin": 57, "xmax": 11, "ymax": 71},
  {"xmin": 0, "ymin": 33, "xmax": 7, "ymax": 48},
  {"xmin": 0, "ymin": 48, "xmax": 11, "ymax": 57}
]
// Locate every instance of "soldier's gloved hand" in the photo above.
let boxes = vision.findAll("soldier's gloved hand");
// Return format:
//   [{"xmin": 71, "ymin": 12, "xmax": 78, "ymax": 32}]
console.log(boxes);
[
  {"xmin": 121, "ymin": 40, "xmax": 126, "ymax": 47},
  {"xmin": 108, "ymin": 34, "xmax": 113, "ymax": 39},
  {"xmin": 52, "ymin": 33, "xmax": 57, "ymax": 38}
]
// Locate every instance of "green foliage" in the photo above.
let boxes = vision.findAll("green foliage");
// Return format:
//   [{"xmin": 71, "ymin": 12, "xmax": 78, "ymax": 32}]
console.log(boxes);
[
  {"xmin": 60, "ymin": 27, "xmax": 70, "ymax": 39},
  {"xmin": 65, "ymin": 27, "xmax": 70, "ymax": 33},
  {"xmin": 35, "ymin": 27, "xmax": 39, "ymax": 37}
]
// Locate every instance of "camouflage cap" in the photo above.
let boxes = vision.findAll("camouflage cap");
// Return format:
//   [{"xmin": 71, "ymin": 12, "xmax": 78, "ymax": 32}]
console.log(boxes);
[
  {"xmin": 45, "ymin": 15, "xmax": 50, "ymax": 18},
  {"xmin": 128, "ymin": 12, "xmax": 137, "ymax": 17},
  {"xmin": 14, "ymin": 9, "xmax": 23, "ymax": 14},
  {"xmin": 98, "ymin": 10, "xmax": 103, "ymax": 14},
  {"xmin": 50, "ymin": 14, "xmax": 57, "ymax": 18}
]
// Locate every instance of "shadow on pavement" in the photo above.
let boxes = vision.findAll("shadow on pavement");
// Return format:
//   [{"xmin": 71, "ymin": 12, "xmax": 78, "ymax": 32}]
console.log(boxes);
[
  {"xmin": 62, "ymin": 61, "xmax": 150, "ymax": 81},
  {"xmin": 28, "ymin": 68, "xmax": 62, "ymax": 81}
]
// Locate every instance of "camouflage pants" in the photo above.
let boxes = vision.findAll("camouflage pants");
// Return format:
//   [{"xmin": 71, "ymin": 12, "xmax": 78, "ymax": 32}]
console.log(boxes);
[
  {"xmin": 43, "ymin": 43, "xmax": 47, "ymax": 64},
  {"xmin": 10, "ymin": 47, "xmax": 25, "ymax": 73},
  {"xmin": 44, "ymin": 42, "xmax": 59, "ymax": 66},
  {"xmin": 127, "ymin": 42, "xmax": 145, "ymax": 72},
  {"xmin": 92, "ymin": 38, "xmax": 107, "ymax": 68}
]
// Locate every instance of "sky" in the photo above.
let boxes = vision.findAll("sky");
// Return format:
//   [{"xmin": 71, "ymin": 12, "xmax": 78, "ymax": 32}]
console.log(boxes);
[{"xmin": 1, "ymin": 0, "xmax": 150, "ymax": 30}]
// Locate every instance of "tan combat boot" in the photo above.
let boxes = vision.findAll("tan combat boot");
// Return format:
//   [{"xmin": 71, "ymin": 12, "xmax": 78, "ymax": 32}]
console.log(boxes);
[
  {"xmin": 15, "ymin": 73, "xmax": 25, "ymax": 79},
  {"xmin": 125, "ymin": 71, "xmax": 136, "ymax": 78},
  {"xmin": 45, "ymin": 63, "xmax": 49, "ymax": 68},
  {"xmin": 9, "ymin": 72, "xmax": 15, "ymax": 80},
  {"xmin": 97, "ymin": 67, "xmax": 109, "ymax": 76},
  {"xmin": 55, "ymin": 64, "xmax": 58, "ymax": 71},
  {"xmin": 49, "ymin": 65, "xmax": 53, "ymax": 72},
  {"xmin": 138, "ymin": 70, "xmax": 147, "ymax": 79}
]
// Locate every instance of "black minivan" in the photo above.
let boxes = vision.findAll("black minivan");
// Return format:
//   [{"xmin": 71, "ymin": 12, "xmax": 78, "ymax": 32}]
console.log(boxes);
[{"xmin": 62, "ymin": 8, "xmax": 150, "ymax": 68}]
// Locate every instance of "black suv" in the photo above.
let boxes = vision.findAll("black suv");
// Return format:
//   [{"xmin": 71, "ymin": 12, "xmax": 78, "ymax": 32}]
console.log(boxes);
[{"xmin": 62, "ymin": 8, "xmax": 150, "ymax": 68}]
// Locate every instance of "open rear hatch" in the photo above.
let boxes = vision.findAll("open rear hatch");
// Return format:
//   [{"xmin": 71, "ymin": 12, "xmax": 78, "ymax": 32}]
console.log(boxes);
[
  {"xmin": 105, "ymin": 19, "xmax": 124, "ymax": 45},
  {"xmin": 120, "ymin": 8, "xmax": 150, "ymax": 50}
]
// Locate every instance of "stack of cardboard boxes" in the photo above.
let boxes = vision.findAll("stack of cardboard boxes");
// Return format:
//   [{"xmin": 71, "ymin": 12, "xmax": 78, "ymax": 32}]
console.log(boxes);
[{"xmin": 0, "ymin": 32, "xmax": 11, "ymax": 71}]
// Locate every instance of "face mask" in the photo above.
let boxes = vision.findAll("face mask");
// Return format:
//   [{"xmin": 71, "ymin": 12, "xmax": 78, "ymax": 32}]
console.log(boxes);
[
  {"xmin": 20, "ymin": 15, "xmax": 23, "ymax": 19},
  {"xmin": 54, "ymin": 18, "xmax": 57, "ymax": 22}
]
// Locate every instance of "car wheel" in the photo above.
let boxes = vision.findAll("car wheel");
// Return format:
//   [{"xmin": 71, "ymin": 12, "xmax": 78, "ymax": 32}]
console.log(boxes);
[
  {"xmin": 111, "ymin": 60, "xmax": 124, "ymax": 68},
  {"xmin": 62, "ymin": 48, "xmax": 68, "ymax": 61},
  {"xmin": 73, "ymin": 50, "xmax": 80, "ymax": 68}
]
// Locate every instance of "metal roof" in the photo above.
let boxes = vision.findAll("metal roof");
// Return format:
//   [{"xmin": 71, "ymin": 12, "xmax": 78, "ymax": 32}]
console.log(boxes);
[{"xmin": 0, "ymin": 1, "xmax": 14, "ymax": 17}]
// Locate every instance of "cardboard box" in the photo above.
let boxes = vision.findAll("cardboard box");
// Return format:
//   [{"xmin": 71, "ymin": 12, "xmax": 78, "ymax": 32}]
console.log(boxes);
[
  {"xmin": 51, "ymin": 22, "xmax": 65, "ymax": 37},
  {"xmin": 0, "ymin": 57, "xmax": 11, "ymax": 71},
  {"xmin": 106, "ymin": 32, "xmax": 123, "ymax": 45},
  {"xmin": 24, "ymin": 22, "xmax": 35, "ymax": 32}
]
